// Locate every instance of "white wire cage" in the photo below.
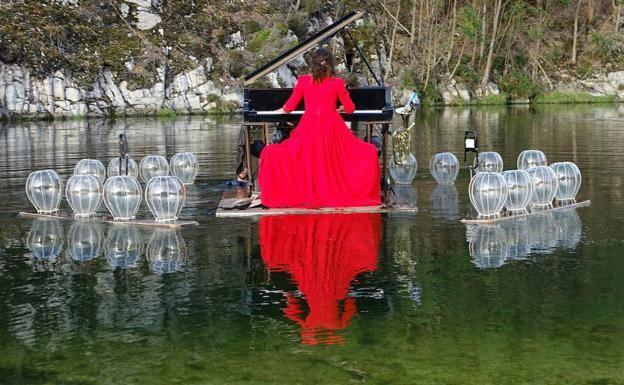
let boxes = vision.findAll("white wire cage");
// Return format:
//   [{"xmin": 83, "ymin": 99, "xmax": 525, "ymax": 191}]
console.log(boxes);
[
  {"xmin": 65, "ymin": 175, "xmax": 103, "ymax": 218},
  {"xmin": 74, "ymin": 159, "xmax": 106, "ymax": 184},
  {"xmin": 107, "ymin": 157, "xmax": 139, "ymax": 178},
  {"xmin": 25, "ymin": 170, "xmax": 63, "ymax": 214},
  {"xmin": 550, "ymin": 161, "xmax": 581, "ymax": 204},
  {"xmin": 139, "ymin": 155, "xmax": 169, "ymax": 184},
  {"xmin": 390, "ymin": 153, "xmax": 417, "ymax": 185},
  {"xmin": 103, "ymin": 176, "xmax": 142, "ymax": 221},
  {"xmin": 468, "ymin": 172, "xmax": 508, "ymax": 219},
  {"xmin": 517, "ymin": 150, "xmax": 548, "ymax": 170},
  {"xmin": 474, "ymin": 151, "xmax": 503, "ymax": 173},
  {"xmin": 502, "ymin": 169, "xmax": 533, "ymax": 215},
  {"xmin": 527, "ymin": 166, "xmax": 558, "ymax": 211},
  {"xmin": 429, "ymin": 152, "xmax": 459, "ymax": 185},
  {"xmin": 170, "ymin": 152, "xmax": 198, "ymax": 185},
  {"xmin": 145, "ymin": 176, "xmax": 186, "ymax": 222}
]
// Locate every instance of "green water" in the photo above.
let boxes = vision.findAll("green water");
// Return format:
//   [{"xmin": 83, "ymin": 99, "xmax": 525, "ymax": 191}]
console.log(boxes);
[{"xmin": 1, "ymin": 105, "xmax": 624, "ymax": 384}]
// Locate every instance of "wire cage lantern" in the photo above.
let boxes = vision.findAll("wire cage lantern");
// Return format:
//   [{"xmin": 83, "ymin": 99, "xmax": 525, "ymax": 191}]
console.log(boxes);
[
  {"xmin": 429, "ymin": 152, "xmax": 459, "ymax": 184},
  {"xmin": 517, "ymin": 150, "xmax": 547, "ymax": 170},
  {"xmin": 474, "ymin": 151, "xmax": 503, "ymax": 173},
  {"xmin": 25, "ymin": 170, "xmax": 63, "ymax": 214},
  {"xmin": 502, "ymin": 170, "xmax": 533, "ymax": 215},
  {"xmin": 140, "ymin": 155, "xmax": 169, "ymax": 183},
  {"xmin": 27, "ymin": 218, "xmax": 63, "ymax": 260},
  {"xmin": 74, "ymin": 159, "xmax": 106, "ymax": 184},
  {"xmin": 170, "ymin": 152, "xmax": 198, "ymax": 185},
  {"xmin": 550, "ymin": 162, "xmax": 581, "ymax": 204},
  {"xmin": 526, "ymin": 166, "xmax": 558, "ymax": 211},
  {"xmin": 390, "ymin": 154, "xmax": 417, "ymax": 185},
  {"xmin": 468, "ymin": 172, "xmax": 508, "ymax": 219},
  {"xmin": 147, "ymin": 229, "xmax": 187, "ymax": 274},
  {"xmin": 103, "ymin": 176, "xmax": 142, "ymax": 221},
  {"xmin": 67, "ymin": 221, "xmax": 103, "ymax": 261},
  {"xmin": 107, "ymin": 157, "xmax": 139, "ymax": 178},
  {"xmin": 145, "ymin": 176, "xmax": 186, "ymax": 222},
  {"xmin": 105, "ymin": 225, "xmax": 142, "ymax": 268},
  {"xmin": 65, "ymin": 175, "xmax": 103, "ymax": 218}
]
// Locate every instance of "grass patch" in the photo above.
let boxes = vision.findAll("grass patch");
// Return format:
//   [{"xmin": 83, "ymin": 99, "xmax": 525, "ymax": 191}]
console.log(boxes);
[
  {"xmin": 157, "ymin": 108, "xmax": 178, "ymax": 117},
  {"xmin": 474, "ymin": 93, "xmax": 508, "ymax": 105},
  {"xmin": 532, "ymin": 92, "xmax": 617, "ymax": 104}
]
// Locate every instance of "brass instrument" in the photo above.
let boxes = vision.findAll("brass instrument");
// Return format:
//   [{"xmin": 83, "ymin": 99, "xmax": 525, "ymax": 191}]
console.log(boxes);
[{"xmin": 392, "ymin": 107, "xmax": 415, "ymax": 165}]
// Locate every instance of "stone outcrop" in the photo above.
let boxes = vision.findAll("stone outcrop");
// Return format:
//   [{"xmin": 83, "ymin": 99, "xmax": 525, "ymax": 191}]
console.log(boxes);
[
  {"xmin": 0, "ymin": 59, "xmax": 242, "ymax": 119},
  {"xmin": 438, "ymin": 79, "xmax": 472, "ymax": 105}
]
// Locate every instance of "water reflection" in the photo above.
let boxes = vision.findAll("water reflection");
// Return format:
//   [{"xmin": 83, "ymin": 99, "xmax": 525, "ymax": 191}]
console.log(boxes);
[
  {"xmin": 467, "ymin": 225, "xmax": 510, "ymax": 268},
  {"xmin": 466, "ymin": 209, "xmax": 583, "ymax": 268},
  {"xmin": 259, "ymin": 214, "xmax": 382, "ymax": 345},
  {"xmin": 105, "ymin": 225, "xmax": 142, "ymax": 268},
  {"xmin": 67, "ymin": 221, "xmax": 103, "ymax": 261},
  {"xmin": 430, "ymin": 184, "xmax": 459, "ymax": 220},
  {"xmin": 147, "ymin": 229, "xmax": 187, "ymax": 274},
  {"xmin": 390, "ymin": 185, "xmax": 418, "ymax": 208},
  {"xmin": 27, "ymin": 218, "xmax": 63, "ymax": 261}
]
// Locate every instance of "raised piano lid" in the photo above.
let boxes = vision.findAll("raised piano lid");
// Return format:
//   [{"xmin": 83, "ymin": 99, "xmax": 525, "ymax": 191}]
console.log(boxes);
[{"xmin": 243, "ymin": 10, "xmax": 365, "ymax": 86}]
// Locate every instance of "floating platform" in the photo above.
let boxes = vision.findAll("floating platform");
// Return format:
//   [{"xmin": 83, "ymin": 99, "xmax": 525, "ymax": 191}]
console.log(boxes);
[
  {"xmin": 460, "ymin": 200, "xmax": 591, "ymax": 225},
  {"xmin": 19, "ymin": 212, "xmax": 198, "ymax": 228},
  {"xmin": 215, "ymin": 191, "xmax": 417, "ymax": 218}
]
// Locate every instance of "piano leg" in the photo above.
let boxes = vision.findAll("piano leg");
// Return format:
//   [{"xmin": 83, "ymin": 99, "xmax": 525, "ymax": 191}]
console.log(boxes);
[
  {"xmin": 262, "ymin": 123, "xmax": 269, "ymax": 147},
  {"xmin": 244, "ymin": 125, "xmax": 254, "ymax": 196},
  {"xmin": 382, "ymin": 123, "xmax": 392, "ymax": 204}
]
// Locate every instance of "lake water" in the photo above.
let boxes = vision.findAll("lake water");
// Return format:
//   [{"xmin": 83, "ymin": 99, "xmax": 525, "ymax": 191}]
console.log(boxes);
[{"xmin": 1, "ymin": 105, "xmax": 624, "ymax": 384}]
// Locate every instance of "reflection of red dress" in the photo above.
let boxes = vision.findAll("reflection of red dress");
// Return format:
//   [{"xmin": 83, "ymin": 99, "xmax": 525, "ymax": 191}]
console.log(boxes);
[
  {"xmin": 259, "ymin": 214, "xmax": 381, "ymax": 345},
  {"xmin": 258, "ymin": 75, "xmax": 381, "ymax": 208}
]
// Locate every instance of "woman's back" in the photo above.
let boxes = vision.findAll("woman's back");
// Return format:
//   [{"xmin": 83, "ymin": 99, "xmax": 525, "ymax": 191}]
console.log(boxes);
[{"xmin": 283, "ymin": 75, "xmax": 355, "ymax": 117}]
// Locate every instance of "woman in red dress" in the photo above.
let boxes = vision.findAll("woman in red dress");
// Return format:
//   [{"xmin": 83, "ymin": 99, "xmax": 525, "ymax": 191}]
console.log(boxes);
[{"xmin": 258, "ymin": 48, "xmax": 381, "ymax": 208}]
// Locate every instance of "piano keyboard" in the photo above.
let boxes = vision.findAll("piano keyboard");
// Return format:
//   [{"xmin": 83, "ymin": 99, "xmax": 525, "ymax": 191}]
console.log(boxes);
[{"xmin": 256, "ymin": 110, "xmax": 384, "ymax": 115}]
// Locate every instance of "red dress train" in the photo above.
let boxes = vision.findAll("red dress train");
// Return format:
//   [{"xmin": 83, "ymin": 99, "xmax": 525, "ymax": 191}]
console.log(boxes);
[
  {"xmin": 258, "ymin": 75, "xmax": 381, "ymax": 208},
  {"xmin": 259, "ymin": 214, "xmax": 382, "ymax": 345}
]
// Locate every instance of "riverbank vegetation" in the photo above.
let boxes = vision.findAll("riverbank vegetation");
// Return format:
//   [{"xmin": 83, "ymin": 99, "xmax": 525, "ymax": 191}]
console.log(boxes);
[{"xmin": 0, "ymin": 0, "xmax": 622, "ymax": 107}]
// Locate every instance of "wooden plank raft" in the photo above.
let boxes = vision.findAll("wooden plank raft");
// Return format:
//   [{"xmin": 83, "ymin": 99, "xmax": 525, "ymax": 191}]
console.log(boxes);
[
  {"xmin": 19, "ymin": 212, "xmax": 198, "ymax": 228},
  {"xmin": 215, "ymin": 190, "xmax": 417, "ymax": 218},
  {"xmin": 460, "ymin": 200, "xmax": 591, "ymax": 225}
]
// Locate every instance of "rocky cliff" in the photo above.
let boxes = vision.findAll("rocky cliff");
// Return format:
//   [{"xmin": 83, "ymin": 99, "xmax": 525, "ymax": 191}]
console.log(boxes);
[{"xmin": 1, "ymin": 0, "xmax": 623, "ymax": 120}]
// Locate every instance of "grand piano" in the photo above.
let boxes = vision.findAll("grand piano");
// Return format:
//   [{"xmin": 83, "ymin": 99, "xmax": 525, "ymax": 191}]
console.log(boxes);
[{"xmin": 241, "ymin": 10, "xmax": 394, "ymax": 196}]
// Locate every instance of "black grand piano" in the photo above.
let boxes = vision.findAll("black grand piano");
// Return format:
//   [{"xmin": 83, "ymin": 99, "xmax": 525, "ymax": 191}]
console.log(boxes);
[{"xmin": 241, "ymin": 10, "xmax": 394, "ymax": 196}]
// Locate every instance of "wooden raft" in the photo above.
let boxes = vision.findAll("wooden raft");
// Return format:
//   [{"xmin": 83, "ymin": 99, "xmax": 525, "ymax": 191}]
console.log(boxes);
[
  {"xmin": 215, "ymin": 191, "xmax": 417, "ymax": 218},
  {"xmin": 18, "ymin": 212, "xmax": 198, "ymax": 228},
  {"xmin": 460, "ymin": 200, "xmax": 591, "ymax": 225}
]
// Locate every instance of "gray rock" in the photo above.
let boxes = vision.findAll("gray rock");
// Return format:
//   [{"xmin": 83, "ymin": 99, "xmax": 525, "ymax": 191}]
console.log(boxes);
[
  {"xmin": 65, "ymin": 87, "xmax": 81, "ymax": 102},
  {"xmin": 485, "ymin": 82, "xmax": 500, "ymax": 96},
  {"xmin": 455, "ymin": 82, "xmax": 471, "ymax": 103},
  {"xmin": 135, "ymin": 9, "xmax": 161, "ymax": 30}
]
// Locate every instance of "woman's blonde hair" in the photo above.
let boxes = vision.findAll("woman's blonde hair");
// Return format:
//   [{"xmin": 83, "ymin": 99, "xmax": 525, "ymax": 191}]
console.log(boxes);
[{"xmin": 311, "ymin": 48, "xmax": 335, "ymax": 82}]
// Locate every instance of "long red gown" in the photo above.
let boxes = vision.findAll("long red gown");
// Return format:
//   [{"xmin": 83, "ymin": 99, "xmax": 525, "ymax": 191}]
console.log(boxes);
[
  {"xmin": 258, "ymin": 75, "xmax": 381, "ymax": 208},
  {"xmin": 260, "ymin": 214, "xmax": 382, "ymax": 345}
]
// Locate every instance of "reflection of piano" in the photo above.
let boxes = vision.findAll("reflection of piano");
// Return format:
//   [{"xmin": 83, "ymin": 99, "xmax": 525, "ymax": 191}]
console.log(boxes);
[{"xmin": 241, "ymin": 10, "xmax": 393, "ymax": 196}]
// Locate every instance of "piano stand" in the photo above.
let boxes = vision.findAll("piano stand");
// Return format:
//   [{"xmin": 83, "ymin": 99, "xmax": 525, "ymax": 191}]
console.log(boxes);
[{"xmin": 242, "ymin": 121, "xmax": 393, "ymax": 204}]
